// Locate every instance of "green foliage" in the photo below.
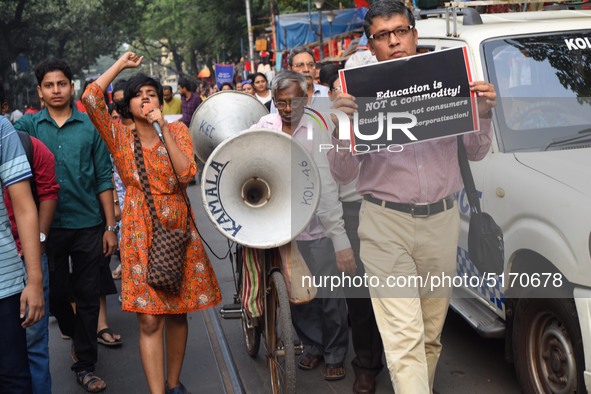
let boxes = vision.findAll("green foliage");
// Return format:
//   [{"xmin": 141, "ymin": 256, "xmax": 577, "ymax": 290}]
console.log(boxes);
[
  {"xmin": 0, "ymin": 0, "xmax": 356, "ymax": 88},
  {"xmin": 0, "ymin": 0, "xmax": 141, "ymax": 78},
  {"xmin": 132, "ymin": 0, "xmax": 257, "ymax": 78}
]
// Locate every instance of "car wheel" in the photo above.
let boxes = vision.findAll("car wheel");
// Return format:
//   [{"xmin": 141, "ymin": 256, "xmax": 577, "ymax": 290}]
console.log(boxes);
[{"xmin": 512, "ymin": 298, "xmax": 584, "ymax": 394}]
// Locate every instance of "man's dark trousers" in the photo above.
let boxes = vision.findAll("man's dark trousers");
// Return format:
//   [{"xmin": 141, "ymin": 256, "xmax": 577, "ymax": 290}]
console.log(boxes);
[
  {"xmin": 342, "ymin": 200, "xmax": 384, "ymax": 377},
  {"xmin": 292, "ymin": 238, "xmax": 349, "ymax": 365},
  {"xmin": 47, "ymin": 225, "xmax": 103, "ymax": 372},
  {"xmin": 0, "ymin": 293, "xmax": 33, "ymax": 393}
]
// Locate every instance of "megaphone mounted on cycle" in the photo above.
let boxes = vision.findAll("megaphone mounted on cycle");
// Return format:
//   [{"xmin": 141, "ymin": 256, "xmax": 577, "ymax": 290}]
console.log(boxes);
[
  {"xmin": 189, "ymin": 90, "xmax": 269, "ymax": 163},
  {"xmin": 190, "ymin": 91, "xmax": 321, "ymax": 248},
  {"xmin": 201, "ymin": 128, "xmax": 320, "ymax": 248}
]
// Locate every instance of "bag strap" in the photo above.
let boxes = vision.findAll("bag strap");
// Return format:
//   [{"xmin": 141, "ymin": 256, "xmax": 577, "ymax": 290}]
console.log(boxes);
[
  {"xmin": 132, "ymin": 129, "xmax": 160, "ymax": 223},
  {"xmin": 16, "ymin": 130, "xmax": 39, "ymax": 209},
  {"xmin": 132, "ymin": 124, "xmax": 231, "ymax": 262},
  {"xmin": 132, "ymin": 129, "xmax": 191, "ymax": 232},
  {"xmin": 457, "ymin": 136, "xmax": 482, "ymax": 215}
]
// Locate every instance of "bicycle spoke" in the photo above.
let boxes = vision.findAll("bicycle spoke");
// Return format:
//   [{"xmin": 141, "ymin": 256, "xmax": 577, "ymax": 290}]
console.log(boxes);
[{"xmin": 266, "ymin": 272, "xmax": 296, "ymax": 394}]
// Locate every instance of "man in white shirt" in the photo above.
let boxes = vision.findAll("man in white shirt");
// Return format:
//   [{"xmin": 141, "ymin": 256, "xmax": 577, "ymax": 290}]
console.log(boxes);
[{"xmin": 10, "ymin": 108, "xmax": 24, "ymax": 124}]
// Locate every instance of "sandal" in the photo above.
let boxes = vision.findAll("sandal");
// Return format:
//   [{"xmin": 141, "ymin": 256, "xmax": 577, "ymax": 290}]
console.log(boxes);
[
  {"xmin": 111, "ymin": 264, "xmax": 122, "ymax": 279},
  {"xmin": 97, "ymin": 327, "xmax": 123, "ymax": 347},
  {"xmin": 298, "ymin": 353, "xmax": 323, "ymax": 370},
  {"xmin": 76, "ymin": 370, "xmax": 107, "ymax": 393},
  {"xmin": 323, "ymin": 363, "xmax": 346, "ymax": 381}
]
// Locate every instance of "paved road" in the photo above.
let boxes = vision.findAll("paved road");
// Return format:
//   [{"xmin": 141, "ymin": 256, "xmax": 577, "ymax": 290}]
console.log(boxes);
[{"xmin": 49, "ymin": 183, "xmax": 521, "ymax": 393}]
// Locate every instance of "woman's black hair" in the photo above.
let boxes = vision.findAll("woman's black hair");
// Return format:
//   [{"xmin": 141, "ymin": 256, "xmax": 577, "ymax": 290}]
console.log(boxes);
[
  {"xmin": 81, "ymin": 78, "xmax": 96, "ymax": 99},
  {"xmin": 319, "ymin": 63, "xmax": 340, "ymax": 86},
  {"xmin": 327, "ymin": 73, "xmax": 340, "ymax": 91},
  {"xmin": 108, "ymin": 102, "xmax": 118, "ymax": 115},
  {"xmin": 251, "ymin": 72, "xmax": 268, "ymax": 83},
  {"xmin": 119, "ymin": 73, "xmax": 163, "ymax": 120},
  {"xmin": 111, "ymin": 79, "xmax": 131, "ymax": 119}
]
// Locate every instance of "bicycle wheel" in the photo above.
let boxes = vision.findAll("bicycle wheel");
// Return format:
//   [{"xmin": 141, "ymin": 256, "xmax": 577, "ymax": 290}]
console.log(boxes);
[
  {"xmin": 266, "ymin": 271, "xmax": 296, "ymax": 394},
  {"xmin": 242, "ymin": 309, "xmax": 261, "ymax": 357},
  {"xmin": 237, "ymin": 245, "xmax": 261, "ymax": 357}
]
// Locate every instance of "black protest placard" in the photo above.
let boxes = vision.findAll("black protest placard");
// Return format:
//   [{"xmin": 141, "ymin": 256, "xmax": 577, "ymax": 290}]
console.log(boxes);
[{"xmin": 339, "ymin": 47, "xmax": 479, "ymax": 154}]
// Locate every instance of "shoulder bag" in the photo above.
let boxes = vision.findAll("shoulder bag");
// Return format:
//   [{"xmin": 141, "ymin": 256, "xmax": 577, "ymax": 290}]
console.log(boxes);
[
  {"xmin": 278, "ymin": 241, "xmax": 317, "ymax": 304},
  {"xmin": 133, "ymin": 130, "xmax": 190, "ymax": 294},
  {"xmin": 457, "ymin": 136, "xmax": 505, "ymax": 275}
]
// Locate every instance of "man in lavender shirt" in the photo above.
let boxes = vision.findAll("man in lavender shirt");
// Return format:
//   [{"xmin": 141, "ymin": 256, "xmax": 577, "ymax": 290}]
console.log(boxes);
[
  {"xmin": 329, "ymin": 1, "xmax": 497, "ymax": 393},
  {"xmin": 178, "ymin": 77, "xmax": 202, "ymax": 127}
]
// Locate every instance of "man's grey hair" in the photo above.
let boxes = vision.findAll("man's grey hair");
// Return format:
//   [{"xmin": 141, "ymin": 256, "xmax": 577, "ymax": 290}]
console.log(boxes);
[
  {"xmin": 271, "ymin": 71, "xmax": 307, "ymax": 98},
  {"xmin": 288, "ymin": 47, "xmax": 316, "ymax": 67}
]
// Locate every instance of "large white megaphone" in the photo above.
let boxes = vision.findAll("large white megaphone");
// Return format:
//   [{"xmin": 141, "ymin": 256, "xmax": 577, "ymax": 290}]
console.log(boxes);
[
  {"xmin": 201, "ymin": 128, "xmax": 321, "ymax": 249},
  {"xmin": 189, "ymin": 91, "xmax": 269, "ymax": 163}
]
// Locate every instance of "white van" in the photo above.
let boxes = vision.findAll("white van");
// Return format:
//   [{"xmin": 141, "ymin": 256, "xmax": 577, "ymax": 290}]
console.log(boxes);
[{"xmin": 415, "ymin": 7, "xmax": 591, "ymax": 393}]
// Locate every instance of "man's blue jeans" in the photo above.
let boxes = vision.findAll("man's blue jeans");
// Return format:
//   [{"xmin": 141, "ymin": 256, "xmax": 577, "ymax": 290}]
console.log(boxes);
[{"xmin": 26, "ymin": 254, "xmax": 51, "ymax": 394}]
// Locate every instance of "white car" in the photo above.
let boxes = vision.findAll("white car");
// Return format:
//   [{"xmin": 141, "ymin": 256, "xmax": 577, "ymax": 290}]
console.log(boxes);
[{"xmin": 416, "ymin": 7, "xmax": 591, "ymax": 393}]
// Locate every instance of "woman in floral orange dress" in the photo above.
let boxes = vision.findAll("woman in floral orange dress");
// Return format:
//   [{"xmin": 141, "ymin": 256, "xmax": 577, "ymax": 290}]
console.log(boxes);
[{"xmin": 82, "ymin": 52, "xmax": 221, "ymax": 394}]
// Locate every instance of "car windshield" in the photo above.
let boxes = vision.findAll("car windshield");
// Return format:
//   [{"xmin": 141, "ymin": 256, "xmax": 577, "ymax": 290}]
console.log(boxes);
[{"xmin": 483, "ymin": 31, "xmax": 591, "ymax": 152}]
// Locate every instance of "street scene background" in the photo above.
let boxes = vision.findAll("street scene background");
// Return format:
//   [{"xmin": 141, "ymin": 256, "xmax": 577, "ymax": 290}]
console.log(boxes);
[{"xmin": 47, "ymin": 183, "xmax": 520, "ymax": 393}]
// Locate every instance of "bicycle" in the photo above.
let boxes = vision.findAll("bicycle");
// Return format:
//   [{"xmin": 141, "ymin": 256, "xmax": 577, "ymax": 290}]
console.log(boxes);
[{"xmin": 221, "ymin": 245, "xmax": 302, "ymax": 394}]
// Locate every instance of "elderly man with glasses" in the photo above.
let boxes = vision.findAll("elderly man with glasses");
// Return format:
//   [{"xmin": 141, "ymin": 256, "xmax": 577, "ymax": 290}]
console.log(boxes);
[
  {"xmin": 270, "ymin": 47, "xmax": 333, "ymax": 114},
  {"xmin": 329, "ymin": 1, "xmax": 497, "ymax": 393},
  {"xmin": 252, "ymin": 70, "xmax": 356, "ymax": 381}
]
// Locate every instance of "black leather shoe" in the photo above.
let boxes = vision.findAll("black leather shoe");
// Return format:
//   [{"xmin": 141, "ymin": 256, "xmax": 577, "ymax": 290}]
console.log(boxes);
[{"xmin": 353, "ymin": 373, "xmax": 376, "ymax": 394}]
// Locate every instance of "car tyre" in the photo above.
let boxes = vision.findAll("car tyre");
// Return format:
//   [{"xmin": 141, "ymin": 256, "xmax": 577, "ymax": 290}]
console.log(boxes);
[{"xmin": 512, "ymin": 297, "xmax": 584, "ymax": 394}]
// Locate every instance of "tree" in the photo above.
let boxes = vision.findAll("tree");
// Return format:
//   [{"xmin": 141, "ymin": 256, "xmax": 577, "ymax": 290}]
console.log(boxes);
[
  {"xmin": 132, "ymin": 0, "xmax": 196, "ymax": 78},
  {"xmin": 134, "ymin": 0, "xmax": 253, "ymax": 78},
  {"xmin": 0, "ymin": 0, "xmax": 358, "ymax": 95},
  {"xmin": 0, "ymin": 0, "xmax": 141, "ymax": 88}
]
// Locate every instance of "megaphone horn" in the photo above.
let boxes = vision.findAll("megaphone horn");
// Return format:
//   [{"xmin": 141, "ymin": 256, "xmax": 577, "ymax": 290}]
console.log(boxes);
[
  {"xmin": 201, "ymin": 128, "xmax": 321, "ymax": 249},
  {"xmin": 189, "ymin": 91, "xmax": 269, "ymax": 164}
]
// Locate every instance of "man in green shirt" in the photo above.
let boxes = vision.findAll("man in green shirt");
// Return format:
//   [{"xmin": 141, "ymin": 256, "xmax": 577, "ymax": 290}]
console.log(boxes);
[
  {"xmin": 162, "ymin": 85, "xmax": 182, "ymax": 116},
  {"xmin": 15, "ymin": 58, "xmax": 117, "ymax": 393}
]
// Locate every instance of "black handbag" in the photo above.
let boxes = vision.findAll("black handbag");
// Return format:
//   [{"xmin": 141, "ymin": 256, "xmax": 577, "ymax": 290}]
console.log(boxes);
[
  {"xmin": 457, "ymin": 136, "xmax": 505, "ymax": 275},
  {"xmin": 133, "ymin": 130, "xmax": 190, "ymax": 294}
]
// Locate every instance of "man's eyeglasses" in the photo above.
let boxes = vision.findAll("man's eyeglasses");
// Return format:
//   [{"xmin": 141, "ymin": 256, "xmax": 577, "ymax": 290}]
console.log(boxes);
[
  {"xmin": 292, "ymin": 62, "xmax": 316, "ymax": 70},
  {"xmin": 369, "ymin": 26, "xmax": 414, "ymax": 42},
  {"xmin": 274, "ymin": 100, "xmax": 306, "ymax": 110},
  {"xmin": 330, "ymin": 86, "xmax": 342, "ymax": 93}
]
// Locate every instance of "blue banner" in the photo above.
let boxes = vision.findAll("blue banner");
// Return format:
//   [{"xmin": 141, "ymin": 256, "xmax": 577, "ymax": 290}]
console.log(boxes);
[{"xmin": 215, "ymin": 64, "xmax": 235, "ymax": 89}]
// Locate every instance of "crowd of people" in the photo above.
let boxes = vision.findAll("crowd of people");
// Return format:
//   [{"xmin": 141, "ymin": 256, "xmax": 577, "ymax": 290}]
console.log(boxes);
[{"xmin": 0, "ymin": 1, "xmax": 497, "ymax": 393}]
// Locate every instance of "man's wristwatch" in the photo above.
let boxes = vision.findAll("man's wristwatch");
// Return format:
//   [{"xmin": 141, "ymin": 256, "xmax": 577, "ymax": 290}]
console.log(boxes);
[
  {"xmin": 40, "ymin": 232, "xmax": 46, "ymax": 243},
  {"xmin": 105, "ymin": 225, "xmax": 119, "ymax": 234}
]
